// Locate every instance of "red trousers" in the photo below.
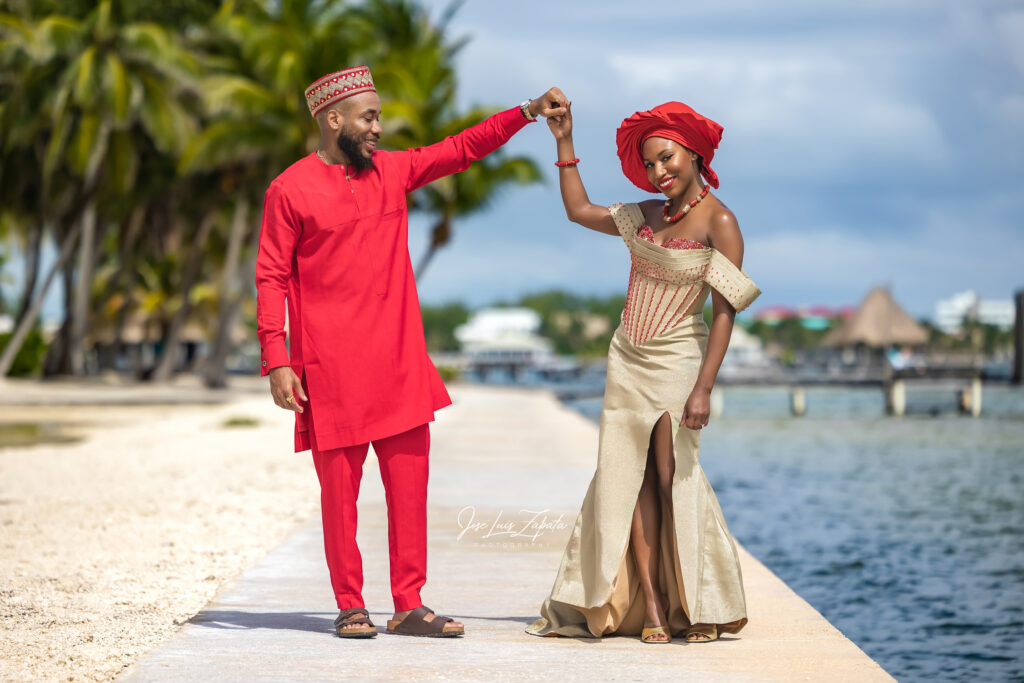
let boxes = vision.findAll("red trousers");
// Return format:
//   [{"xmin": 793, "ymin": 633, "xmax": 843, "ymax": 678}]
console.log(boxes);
[{"xmin": 308, "ymin": 404, "xmax": 429, "ymax": 612}]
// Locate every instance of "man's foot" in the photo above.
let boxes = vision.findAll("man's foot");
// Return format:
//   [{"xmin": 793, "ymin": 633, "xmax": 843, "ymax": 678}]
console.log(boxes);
[
  {"xmin": 387, "ymin": 605, "xmax": 464, "ymax": 637},
  {"xmin": 334, "ymin": 608, "xmax": 377, "ymax": 638}
]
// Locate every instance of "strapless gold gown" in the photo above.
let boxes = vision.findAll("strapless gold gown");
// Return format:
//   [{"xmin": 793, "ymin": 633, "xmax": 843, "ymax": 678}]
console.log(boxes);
[{"xmin": 527, "ymin": 202, "xmax": 761, "ymax": 638}]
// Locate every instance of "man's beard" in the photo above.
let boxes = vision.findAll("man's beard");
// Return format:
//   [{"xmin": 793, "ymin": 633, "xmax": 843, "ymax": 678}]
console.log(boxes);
[{"xmin": 336, "ymin": 129, "xmax": 375, "ymax": 172}]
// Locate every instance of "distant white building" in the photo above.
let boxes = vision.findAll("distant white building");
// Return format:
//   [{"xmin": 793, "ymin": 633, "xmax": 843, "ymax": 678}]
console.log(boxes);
[
  {"xmin": 935, "ymin": 290, "xmax": 1014, "ymax": 333},
  {"xmin": 455, "ymin": 307, "xmax": 554, "ymax": 366}
]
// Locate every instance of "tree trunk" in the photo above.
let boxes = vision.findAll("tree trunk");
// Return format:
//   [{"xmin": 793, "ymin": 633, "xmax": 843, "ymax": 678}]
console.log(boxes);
[
  {"xmin": 14, "ymin": 227, "xmax": 42, "ymax": 324},
  {"xmin": 48, "ymin": 122, "xmax": 110, "ymax": 376},
  {"xmin": 68, "ymin": 200, "xmax": 98, "ymax": 375},
  {"xmin": 112, "ymin": 206, "xmax": 146, "ymax": 353},
  {"xmin": 151, "ymin": 214, "xmax": 217, "ymax": 382},
  {"xmin": 42, "ymin": 225, "xmax": 78, "ymax": 377},
  {"xmin": 414, "ymin": 215, "xmax": 451, "ymax": 281},
  {"xmin": 0, "ymin": 221, "xmax": 81, "ymax": 378},
  {"xmin": 203, "ymin": 199, "xmax": 251, "ymax": 389}
]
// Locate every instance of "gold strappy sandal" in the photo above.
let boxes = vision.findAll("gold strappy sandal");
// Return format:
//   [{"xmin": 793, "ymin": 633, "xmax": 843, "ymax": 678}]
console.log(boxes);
[
  {"xmin": 641, "ymin": 625, "xmax": 672, "ymax": 644},
  {"xmin": 684, "ymin": 623, "xmax": 718, "ymax": 642}
]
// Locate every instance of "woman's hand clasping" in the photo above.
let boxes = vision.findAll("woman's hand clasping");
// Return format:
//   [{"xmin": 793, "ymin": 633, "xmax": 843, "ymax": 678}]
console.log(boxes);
[{"xmin": 547, "ymin": 100, "xmax": 573, "ymax": 140}]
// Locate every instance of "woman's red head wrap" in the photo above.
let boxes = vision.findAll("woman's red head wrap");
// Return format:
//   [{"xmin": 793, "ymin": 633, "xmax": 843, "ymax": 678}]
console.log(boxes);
[{"xmin": 615, "ymin": 101, "xmax": 724, "ymax": 192}]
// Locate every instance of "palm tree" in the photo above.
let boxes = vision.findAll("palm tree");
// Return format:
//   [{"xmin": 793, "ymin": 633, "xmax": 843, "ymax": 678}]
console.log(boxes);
[
  {"xmin": 351, "ymin": 0, "xmax": 542, "ymax": 278},
  {"xmin": 2, "ymin": 0, "xmax": 544, "ymax": 381},
  {"xmin": 179, "ymin": 0, "xmax": 362, "ymax": 387},
  {"xmin": 0, "ymin": 0, "xmax": 202, "ymax": 377}
]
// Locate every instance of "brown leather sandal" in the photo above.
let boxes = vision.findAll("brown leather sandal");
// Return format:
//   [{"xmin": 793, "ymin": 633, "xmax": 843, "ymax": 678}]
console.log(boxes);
[
  {"xmin": 334, "ymin": 608, "xmax": 377, "ymax": 638},
  {"xmin": 386, "ymin": 605, "xmax": 464, "ymax": 638}
]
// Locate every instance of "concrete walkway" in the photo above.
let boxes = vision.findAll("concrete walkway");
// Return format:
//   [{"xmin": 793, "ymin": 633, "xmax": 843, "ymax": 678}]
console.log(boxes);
[{"xmin": 120, "ymin": 385, "xmax": 894, "ymax": 682}]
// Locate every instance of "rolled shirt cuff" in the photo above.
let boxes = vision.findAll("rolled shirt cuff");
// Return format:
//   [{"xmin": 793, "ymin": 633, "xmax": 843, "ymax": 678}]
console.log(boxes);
[{"xmin": 260, "ymin": 343, "xmax": 291, "ymax": 376}]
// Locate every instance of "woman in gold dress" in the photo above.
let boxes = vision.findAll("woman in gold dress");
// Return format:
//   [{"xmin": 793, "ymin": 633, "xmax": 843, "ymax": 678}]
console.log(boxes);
[{"xmin": 526, "ymin": 101, "xmax": 760, "ymax": 644}]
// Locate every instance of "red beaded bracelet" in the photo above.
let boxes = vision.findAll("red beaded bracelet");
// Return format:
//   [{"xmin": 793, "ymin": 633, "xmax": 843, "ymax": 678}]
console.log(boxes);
[{"xmin": 555, "ymin": 158, "xmax": 580, "ymax": 167}]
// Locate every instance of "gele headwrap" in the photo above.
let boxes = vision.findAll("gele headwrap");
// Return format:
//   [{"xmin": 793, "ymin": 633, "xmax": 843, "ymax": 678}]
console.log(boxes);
[
  {"xmin": 304, "ymin": 65, "xmax": 376, "ymax": 117},
  {"xmin": 615, "ymin": 101, "xmax": 724, "ymax": 191}
]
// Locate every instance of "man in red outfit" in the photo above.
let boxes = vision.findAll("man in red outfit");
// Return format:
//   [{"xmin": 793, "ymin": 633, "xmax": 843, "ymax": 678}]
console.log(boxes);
[{"xmin": 256, "ymin": 64, "xmax": 567, "ymax": 638}]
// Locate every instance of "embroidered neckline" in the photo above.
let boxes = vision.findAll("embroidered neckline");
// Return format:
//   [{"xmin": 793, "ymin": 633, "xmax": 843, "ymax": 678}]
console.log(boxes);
[{"xmin": 637, "ymin": 225, "xmax": 707, "ymax": 251}]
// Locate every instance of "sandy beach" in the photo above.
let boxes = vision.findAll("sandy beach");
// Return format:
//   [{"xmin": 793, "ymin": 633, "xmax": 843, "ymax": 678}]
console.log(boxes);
[{"xmin": 0, "ymin": 376, "xmax": 319, "ymax": 682}]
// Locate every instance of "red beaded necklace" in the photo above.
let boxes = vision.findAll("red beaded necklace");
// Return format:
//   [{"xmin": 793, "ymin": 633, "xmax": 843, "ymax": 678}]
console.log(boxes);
[{"xmin": 662, "ymin": 185, "xmax": 710, "ymax": 224}]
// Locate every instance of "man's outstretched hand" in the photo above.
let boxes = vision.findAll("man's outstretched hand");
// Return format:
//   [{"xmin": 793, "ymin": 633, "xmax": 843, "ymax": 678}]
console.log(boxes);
[
  {"xmin": 269, "ymin": 366, "xmax": 307, "ymax": 413},
  {"xmin": 529, "ymin": 87, "xmax": 569, "ymax": 119}
]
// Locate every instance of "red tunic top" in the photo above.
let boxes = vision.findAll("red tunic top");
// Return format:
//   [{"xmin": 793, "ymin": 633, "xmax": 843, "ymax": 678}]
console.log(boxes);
[{"xmin": 256, "ymin": 107, "xmax": 533, "ymax": 452}]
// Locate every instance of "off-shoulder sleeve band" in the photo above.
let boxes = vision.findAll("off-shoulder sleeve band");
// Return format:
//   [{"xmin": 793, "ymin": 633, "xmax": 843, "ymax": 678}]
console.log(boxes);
[
  {"xmin": 608, "ymin": 202, "xmax": 644, "ymax": 244},
  {"xmin": 705, "ymin": 249, "xmax": 761, "ymax": 313}
]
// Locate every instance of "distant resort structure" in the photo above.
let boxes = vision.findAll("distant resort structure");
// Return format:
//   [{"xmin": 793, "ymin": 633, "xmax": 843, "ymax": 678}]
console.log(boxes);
[
  {"xmin": 452, "ymin": 307, "xmax": 559, "ymax": 380},
  {"xmin": 448, "ymin": 306, "xmax": 775, "ymax": 383},
  {"xmin": 934, "ymin": 290, "xmax": 1015, "ymax": 333},
  {"xmin": 427, "ymin": 285, "xmax": 1023, "ymax": 416},
  {"xmin": 752, "ymin": 304, "xmax": 855, "ymax": 330},
  {"xmin": 2, "ymin": 284, "xmax": 1020, "ymax": 394}
]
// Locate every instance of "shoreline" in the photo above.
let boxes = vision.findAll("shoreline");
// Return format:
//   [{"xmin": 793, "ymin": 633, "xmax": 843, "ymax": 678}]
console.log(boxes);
[{"xmin": 0, "ymin": 376, "xmax": 319, "ymax": 682}]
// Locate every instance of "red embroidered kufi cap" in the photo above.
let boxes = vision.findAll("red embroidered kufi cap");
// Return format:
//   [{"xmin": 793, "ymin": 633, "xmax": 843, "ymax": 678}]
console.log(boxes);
[
  {"xmin": 615, "ymin": 101, "xmax": 724, "ymax": 192},
  {"xmin": 304, "ymin": 65, "xmax": 376, "ymax": 117}
]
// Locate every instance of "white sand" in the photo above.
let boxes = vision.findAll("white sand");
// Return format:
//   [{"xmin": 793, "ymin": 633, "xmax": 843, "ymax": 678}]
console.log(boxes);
[{"xmin": 0, "ymin": 377, "xmax": 318, "ymax": 681}]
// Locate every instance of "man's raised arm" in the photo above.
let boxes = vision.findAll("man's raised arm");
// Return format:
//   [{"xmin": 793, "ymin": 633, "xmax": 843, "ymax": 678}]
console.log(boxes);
[{"xmin": 402, "ymin": 87, "xmax": 569, "ymax": 193}]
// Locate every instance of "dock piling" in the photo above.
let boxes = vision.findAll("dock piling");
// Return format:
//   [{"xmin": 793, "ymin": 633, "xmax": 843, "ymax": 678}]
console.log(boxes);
[
  {"xmin": 790, "ymin": 386, "xmax": 806, "ymax": 417},
  {"xmin": 710, "ymin": 387, "xmax": 724, "ymax": 418},
  {"xmin": 886, "ymin": 379, "xmax": 906, "ymax": 417},
  {"xmin": 1014, "ymin": 290, "xmax": 1023, "ymax": 386},
  {"xmin": 959, "ymin": 377, "xmax": 983, "ymax": 417}
]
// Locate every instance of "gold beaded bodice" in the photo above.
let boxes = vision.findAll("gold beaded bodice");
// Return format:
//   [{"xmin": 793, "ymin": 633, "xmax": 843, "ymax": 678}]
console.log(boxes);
[{"xmin": 609, "ymin": 203, "xmax": 761, "ymax": 346}]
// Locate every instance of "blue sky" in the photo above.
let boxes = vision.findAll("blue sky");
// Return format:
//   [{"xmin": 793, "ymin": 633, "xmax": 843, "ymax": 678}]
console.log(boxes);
[
  {"xmin": 405, "ymin": 0, "xmax": 1024, "ymax": 318},
  {"xmin": 4, "ymin": 0, "xmax": 1022, "ymax": 322}
]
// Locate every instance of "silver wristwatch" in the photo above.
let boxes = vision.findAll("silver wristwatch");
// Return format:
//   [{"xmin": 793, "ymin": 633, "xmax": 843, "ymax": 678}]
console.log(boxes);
[{"xmin": 520, "ymin": 99, "xmax": 536, "ymax": 121}]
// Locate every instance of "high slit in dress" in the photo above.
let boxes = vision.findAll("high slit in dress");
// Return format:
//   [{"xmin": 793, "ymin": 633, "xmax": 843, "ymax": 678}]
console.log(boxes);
[{"xmin": 526, "ymin": 202, "xmax": 761, "ymax": 638}]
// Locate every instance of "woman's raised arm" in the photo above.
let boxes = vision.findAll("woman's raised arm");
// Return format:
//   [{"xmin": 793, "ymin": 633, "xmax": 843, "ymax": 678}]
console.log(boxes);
[{"xmin": 548, "ymin": 103, "xmax": 619, "ymax": 236}]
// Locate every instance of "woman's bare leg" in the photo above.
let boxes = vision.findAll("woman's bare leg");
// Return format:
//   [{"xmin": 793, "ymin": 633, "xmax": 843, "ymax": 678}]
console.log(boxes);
[{"xmin": 630, "ymin": 412, "xmax": 674, "ymax": 641}]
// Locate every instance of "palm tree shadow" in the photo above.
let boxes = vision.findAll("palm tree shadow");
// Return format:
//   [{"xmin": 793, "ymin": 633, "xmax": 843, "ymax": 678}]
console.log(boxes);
[{"xmin": 189, "ymin": 610, "xmax": 335, "ymax": 634}]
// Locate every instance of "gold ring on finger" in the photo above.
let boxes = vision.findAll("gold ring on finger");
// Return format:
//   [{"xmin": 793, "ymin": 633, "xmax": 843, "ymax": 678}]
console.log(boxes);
[{"xmin": 285, "ymin": 395, "xmax": 295, "ymax": 404}]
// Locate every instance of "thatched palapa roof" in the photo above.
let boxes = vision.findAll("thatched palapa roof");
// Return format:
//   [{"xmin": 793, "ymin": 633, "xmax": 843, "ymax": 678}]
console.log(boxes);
[{"xmin": 824, "ymin": 287, "xmax": 928, "ymax": 347}]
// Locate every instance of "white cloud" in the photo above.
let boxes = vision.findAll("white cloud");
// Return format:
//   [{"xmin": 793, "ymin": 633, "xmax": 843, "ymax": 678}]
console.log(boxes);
[
  {"xmin": 995, "ymin": 10, "xmax": 1024, "ymax": 77},
  {"xmin": 746, "ymin": 213, "xmax": 1024, "ymax": 316},
  {"xmin": 605, "ymin": 48, "xmax": 950, "ymax": 180},
  {"xmin": 405, "ymin": 0, "xmax": 1024, "ymax": 318}
]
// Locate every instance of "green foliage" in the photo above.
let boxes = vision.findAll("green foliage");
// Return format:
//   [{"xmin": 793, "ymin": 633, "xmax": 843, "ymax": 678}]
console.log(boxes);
[
  {"xmin": 518, "ymin": 290, "xmax": 625, "ymax": 358},
  {"xmin": 420, "ymin": 301, "xmax": 469, "ymax": 351},
  {"xmin": 435, "ymin": 365, "xmax": 461, "ymax": 382},
  {"xmin": 746, "ymin": 317, "xmax": 838, "ymax": 352},
  {"xmin": 0, "ymin": 326, "xmax": 47, "ymax": 376},
  {"xmin": 221, "ymin": 415, "xmax": 260, "ymax": 428},
  {"xmin": 421, "ymin": 291, "xmax": 627, "ymax": 358},
  {"xmin": 0, "ymin": 0, "xmax": 540, "ymax": 379},
  {"xmin": 923, "ymin": 320, "xmax": 1014, "ymax": 355},
  {"xmin": 0, "ymin": 421, "xmax": 80, "ymax": 448}
]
